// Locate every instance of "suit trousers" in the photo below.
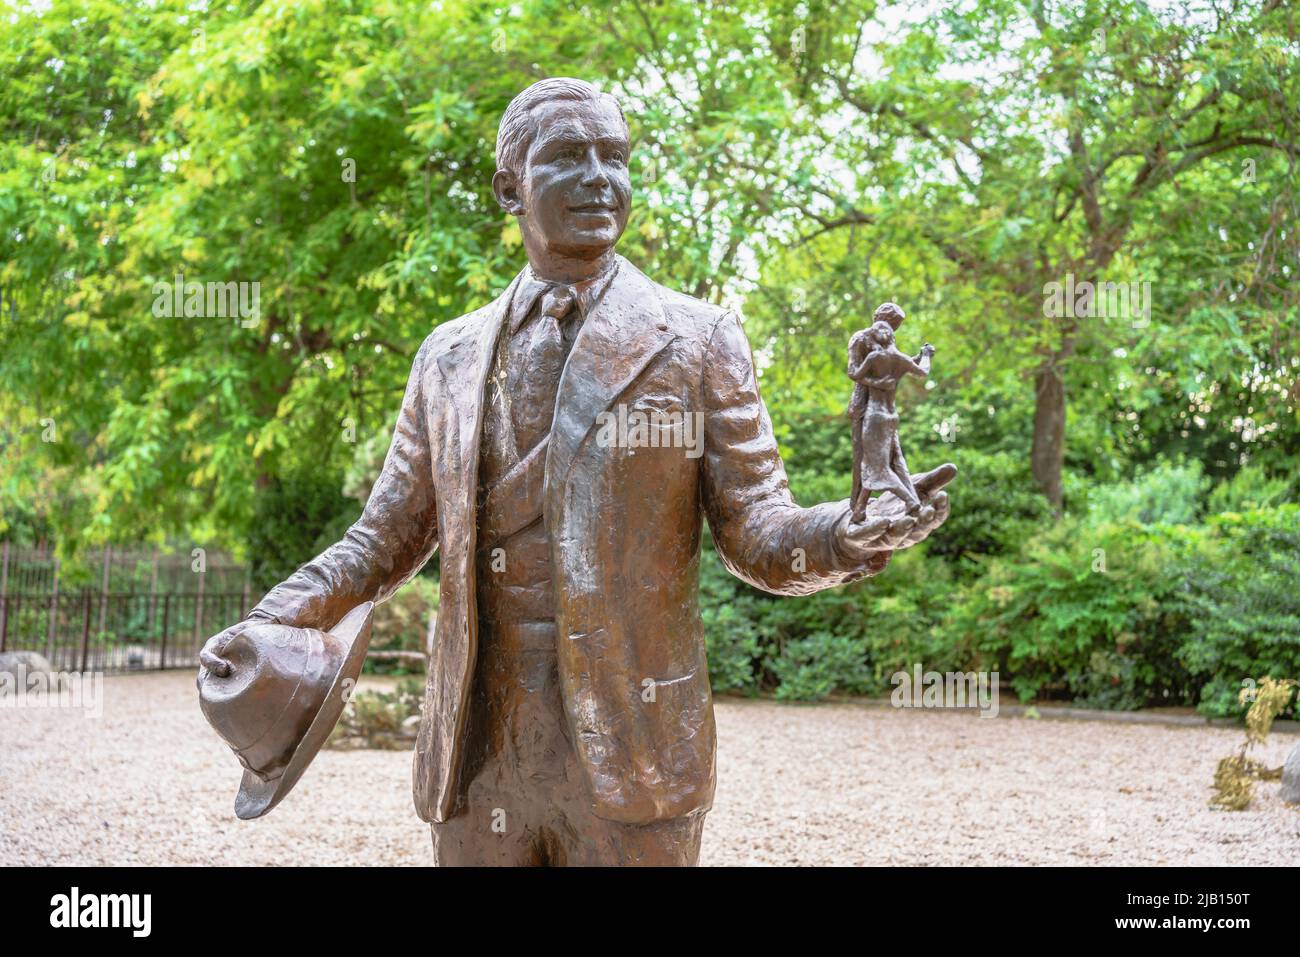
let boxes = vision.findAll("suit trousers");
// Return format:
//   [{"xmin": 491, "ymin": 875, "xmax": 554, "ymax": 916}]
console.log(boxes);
[{"xmin": 430, "ymin": 619, "xmax": 706, "ymax": 866}]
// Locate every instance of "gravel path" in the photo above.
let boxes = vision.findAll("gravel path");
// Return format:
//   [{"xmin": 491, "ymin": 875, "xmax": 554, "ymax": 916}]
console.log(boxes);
[{"xmin": 2, "ymin": 672, "xmax": 1296, "ymax": 865}]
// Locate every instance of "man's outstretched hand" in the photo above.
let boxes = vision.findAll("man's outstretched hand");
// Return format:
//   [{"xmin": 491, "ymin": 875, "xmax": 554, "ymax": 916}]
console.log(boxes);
[{"xmin": 836, "ymin": 463, "xmax": 957, "ymax": 562}]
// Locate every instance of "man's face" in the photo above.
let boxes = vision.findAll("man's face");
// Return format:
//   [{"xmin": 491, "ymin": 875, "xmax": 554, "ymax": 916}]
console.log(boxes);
[{"xmin": 503, "ymin": 97, "xmax": 632, "ymax": 260}]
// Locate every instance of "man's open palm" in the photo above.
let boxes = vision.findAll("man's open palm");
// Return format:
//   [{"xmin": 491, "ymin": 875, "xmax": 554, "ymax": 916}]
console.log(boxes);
[{"xmin": 838, "ymin": 463, "xmax": 957, "ymax": 559}]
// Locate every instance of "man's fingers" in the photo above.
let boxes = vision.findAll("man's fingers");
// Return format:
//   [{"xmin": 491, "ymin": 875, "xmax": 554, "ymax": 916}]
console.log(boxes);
[
  {"xmin": 850, "ymin": 514, "xmax": 891, "ymax": 539},
  {"xmin": 844, "ymin": 481, "xmax": 953, "ymax": 555},
  {"xmin": 844, "ymin": 487, "xmax": 952, "ymax": 558},
  {"xmin": 880, "ymin": 515, "xmax": 918, "ymax": 548},
  {"xmin": 901, "ymin": 492, "xmax": 951, "ymax": 547},
  {"xmin": 846, "ymin": 524, "xmax": 890, "ymax": 553},
  {"xmin": 199, "ymin": 644, "xmax": 232, "ymax": 677},
  {"xmin": 914, "ymin": 463, "xmax": 957, "ymax": 497},
  {"xmin": 198, "ymin": 621, "xmax": 252, "ymax": 678}
]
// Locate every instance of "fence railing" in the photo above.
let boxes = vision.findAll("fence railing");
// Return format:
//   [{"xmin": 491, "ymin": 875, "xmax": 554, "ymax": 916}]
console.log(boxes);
[
  {"xmin": 0, "ymin": 543, "xmax": 249, "ymax": 597},
  {"xmin": 0, "ymin": 591, "xmax": 251, "ymax": 674}
]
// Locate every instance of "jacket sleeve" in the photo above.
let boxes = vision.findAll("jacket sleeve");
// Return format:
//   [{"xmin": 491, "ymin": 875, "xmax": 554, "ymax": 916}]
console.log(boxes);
[
  {"xmin": 700, "ymin": 311, "xmax": 889, "ymax": 596},
  {"xmin": 247, "ymin": 337, "xmax": 439, "ymax": 630}
]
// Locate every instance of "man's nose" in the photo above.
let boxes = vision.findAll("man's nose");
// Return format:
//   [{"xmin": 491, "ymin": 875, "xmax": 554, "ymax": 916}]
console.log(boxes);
[{"xmin": 579, "ymin": 147, "xmax": 609, "ymax": 187}]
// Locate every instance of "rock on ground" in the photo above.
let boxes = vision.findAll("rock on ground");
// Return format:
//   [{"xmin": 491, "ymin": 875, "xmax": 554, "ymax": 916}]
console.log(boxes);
[
  {"xmin": 1, "ymin": 672, "xmax": 1297, "ymax": 866},
  {"xmin": 0, "ymin": 650, "xmax": 53, "ymax": 675},
  {"xmin": 1282, "ymin": 743, "xmax": 1300, "ymax": 806}
]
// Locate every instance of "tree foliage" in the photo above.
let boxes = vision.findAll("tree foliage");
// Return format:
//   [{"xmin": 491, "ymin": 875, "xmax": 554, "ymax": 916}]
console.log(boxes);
[{"xmin": 1, "ymin": 0, "xmax": 1296, "ymax": 712}]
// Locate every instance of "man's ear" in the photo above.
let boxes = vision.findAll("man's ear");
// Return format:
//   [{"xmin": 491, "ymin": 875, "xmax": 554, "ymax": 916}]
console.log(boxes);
[{"xmin": 492, "ymin": 169, "xmax": 525, "ymax": 216}]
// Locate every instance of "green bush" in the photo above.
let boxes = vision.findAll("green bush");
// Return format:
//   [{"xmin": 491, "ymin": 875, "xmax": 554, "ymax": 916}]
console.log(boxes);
[
  {"xmin": 917, "ymin": 446, "xmax": 1052, "ymax": 566},
  {"xmin": 700, "ymin": 555, "xmax": 764, "ymax": 694},
  {"xmin": 1086, "ymin": 459, "xmax": 1207, "ymax": 526},
  {"xmin": 367, "ymin": 574, "xmax": 439, "ymax": 674},
  {"xmin": 1204, "ymin": 465, "xmax": 1292, "ymax": 514},
  {"xmin": 246, "ymin": 467, "xmax": 357, "ymax": 591},
  {"xmin": 700, "ymin": 536, "xmax": 966, "ymax": 700},
  {"xmin": 700, "ymin": 464, "xmax": 1299, "ymax": 721},
  {"xmin": 938, "ymin": 518, "xmax": 1201, "ymax": 707},
  {"xmin": 1175, "ymin": 506, "xmax": 1300, "ymax": 717},
  {"xmin": 770, "ymin": 630, "xmax": 873, "ymax": 701}
]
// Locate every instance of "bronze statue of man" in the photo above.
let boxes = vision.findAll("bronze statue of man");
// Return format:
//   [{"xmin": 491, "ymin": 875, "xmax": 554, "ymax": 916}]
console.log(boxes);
[{"xmin": 200, "ymin": 77, "xmax": 955, "ymax": 866}]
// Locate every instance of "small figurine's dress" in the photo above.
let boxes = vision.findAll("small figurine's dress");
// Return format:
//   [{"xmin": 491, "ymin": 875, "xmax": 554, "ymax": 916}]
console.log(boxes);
[{"xmin": 860, "ymin": 401, "xmax": 904, "ymax": 495}]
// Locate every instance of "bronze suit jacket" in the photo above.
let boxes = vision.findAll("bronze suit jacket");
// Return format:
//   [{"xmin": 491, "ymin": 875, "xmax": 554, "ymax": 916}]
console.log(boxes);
[{"xmin": 248, "ymin": 256, "xmax": 888, "ymax": 825}]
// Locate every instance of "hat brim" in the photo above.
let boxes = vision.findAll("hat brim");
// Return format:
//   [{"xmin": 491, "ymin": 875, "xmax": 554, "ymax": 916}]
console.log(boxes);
[{"xmin": 234, "ymin": 602, "xmax": 375, "ymax": 820}]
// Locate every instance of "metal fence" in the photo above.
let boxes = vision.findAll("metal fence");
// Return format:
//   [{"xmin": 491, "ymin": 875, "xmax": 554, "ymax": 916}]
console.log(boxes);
[
  {"xmin": 0, "ymin": 543, "xmax": 249, "ymax": 596},
  {"xmin": 0, "ymin": 590, "xmax": 252, "ymax": 674},
  {"xmin": 0, "ymin": 543, "xmax": 253, "ymax": 674}
]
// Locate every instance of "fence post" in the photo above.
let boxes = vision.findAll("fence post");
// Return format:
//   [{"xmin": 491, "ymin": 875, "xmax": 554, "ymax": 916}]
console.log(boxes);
[
  {"xmin": 194, "ymin": 562, "xmax": 206, "ymax": 646},
  {"xmin": 80, "ymin": 590, "xmax": 93, "ymax": 673},
  {"xmin": 148, "ymin": 546, "xmax": 159, "ymax": 640},
  {"xmin": 0, "ymin": 540, "xmax": 9, "ymax": 651},
  {"xmin": 45, "ymin": 556, "xmax": 60, "ymax": 663},
  {"xmin": 97, "ymin": 545, "xmax": 112, "ymax": 640},
  {"xmin": 159, "ymin": 594, "xmax": 170, "ymax": 670}
]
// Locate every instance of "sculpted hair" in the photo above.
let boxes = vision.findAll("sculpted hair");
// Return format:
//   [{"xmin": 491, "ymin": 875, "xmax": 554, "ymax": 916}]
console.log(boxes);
[
  {"xmin": 495, "ymin": 77, "xmax": 627, "ymax": 174},
  {"xmin": 868, "ymin": 320, "xmax": 895, "ymax": 349}
]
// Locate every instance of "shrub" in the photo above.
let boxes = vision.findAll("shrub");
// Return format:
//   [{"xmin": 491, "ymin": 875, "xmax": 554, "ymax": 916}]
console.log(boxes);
[
  {"xmin": 1204, "ymin": 464, "xmax": 1292, "ymax": 514},
  {"xmin": 1175, "ymin": 506, "xmax": 1300, "ymax": 717},
  {"xmin": 937, "ymin": 517, "xmax": 1200, "ymax": 706},
  {"xmin": 696, "ymin": 455, "xmax": 1299, "ymax": 721},
  {"xmin": 367, "ymin": 575, "xmax": 438, "ymax": 675},
  {"xmin": 246, "ymin": 468, "xmax": 357, "ymax": 591},
  {"xmin": 1086, "ymin": 459, "xmax": 1207, "ymax": 526},
  {"xmin": 328, "ymin": 677, "xmax": 424, "ymax": 750},
  {"xmin": 770, "ymin": 630, "xmax": 873, "ymax": 701},
  {"xmin": 700, "ymin": 556, "xmax": 764, "ymax": 695}
]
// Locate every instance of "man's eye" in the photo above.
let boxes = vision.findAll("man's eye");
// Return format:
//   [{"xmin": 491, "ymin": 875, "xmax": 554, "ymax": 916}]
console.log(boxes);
[{"xmin": 607, "ymin": 151, "xmax": 625, "ymax": 165}]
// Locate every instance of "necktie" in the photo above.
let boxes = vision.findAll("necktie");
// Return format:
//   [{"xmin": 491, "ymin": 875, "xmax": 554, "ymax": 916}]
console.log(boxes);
[{"xmin": 511, "ymin": 284, "xmax": 576, "ymax": 454}]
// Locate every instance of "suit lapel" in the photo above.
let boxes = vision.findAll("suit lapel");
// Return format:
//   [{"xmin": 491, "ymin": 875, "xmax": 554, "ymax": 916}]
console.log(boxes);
[
  {"xmin": 436, "ymin": 272, "xmax": 521, "ymax": 514},
  {"xmin": 545, "ymin": 257, "xmax": 676, "ymax": 504},
  {"xmin": 435, "ymin": 260, "xmax": 675, "ymax": 533}
]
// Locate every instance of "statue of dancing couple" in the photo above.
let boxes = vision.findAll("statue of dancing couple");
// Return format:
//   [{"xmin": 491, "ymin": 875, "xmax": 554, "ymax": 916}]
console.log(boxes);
[{"xmin": 848, "ymin": 302, "xmax": 939, "ymax": 524}]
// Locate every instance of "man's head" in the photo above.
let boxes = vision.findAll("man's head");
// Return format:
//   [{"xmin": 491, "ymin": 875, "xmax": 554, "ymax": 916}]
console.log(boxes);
[
  {"xmin": 492, "ymin": 78, "xmax": 632, "ymax": 271},
  {"xmin": 873, "ymin": 301, "xmax": 905, "ymax": 330}
]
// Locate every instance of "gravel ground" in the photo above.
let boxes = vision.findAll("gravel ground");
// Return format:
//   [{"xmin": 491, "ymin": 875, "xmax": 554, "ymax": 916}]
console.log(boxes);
[{"xmin": 1, "ymin": 672, "xmax": 1296, "ymax": 866}]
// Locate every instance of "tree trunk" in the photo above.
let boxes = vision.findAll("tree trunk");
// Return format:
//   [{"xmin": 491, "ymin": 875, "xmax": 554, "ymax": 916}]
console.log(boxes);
[{"xmin": 1031, "ymin": 362, "xmax": 1065, "ymax": 515}]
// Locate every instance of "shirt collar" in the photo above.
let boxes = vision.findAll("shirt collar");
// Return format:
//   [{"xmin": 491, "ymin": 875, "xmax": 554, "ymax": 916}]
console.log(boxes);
[{"xmin": 510, "ymin": 258, "xmax": 620, "ymax": 333}]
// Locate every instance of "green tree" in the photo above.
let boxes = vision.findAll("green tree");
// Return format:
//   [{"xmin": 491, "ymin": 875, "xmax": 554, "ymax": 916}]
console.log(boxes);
[{"xmin": 739, "ymin": 0, "xmax": 1299, "ymax": 511}]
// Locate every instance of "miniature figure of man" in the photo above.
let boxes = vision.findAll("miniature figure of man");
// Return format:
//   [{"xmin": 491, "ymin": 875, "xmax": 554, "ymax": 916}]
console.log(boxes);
[{"xmin": 201, "ymin": 78, "xmax": 955, "ymax": 866}]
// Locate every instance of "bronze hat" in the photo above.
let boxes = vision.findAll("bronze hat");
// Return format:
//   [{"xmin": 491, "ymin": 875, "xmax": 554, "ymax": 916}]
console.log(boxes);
[{"xmin": 197, "ymin": 602, "xmax": 374, "ymax": 819}]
